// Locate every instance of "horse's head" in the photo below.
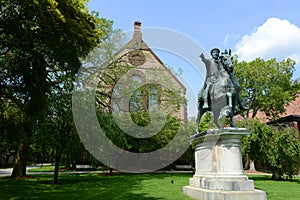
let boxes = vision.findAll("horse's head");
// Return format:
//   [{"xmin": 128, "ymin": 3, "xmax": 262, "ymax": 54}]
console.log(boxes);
[{"xmin": 220, "ymin": 49, "xmax": 234, "ymax": 73}]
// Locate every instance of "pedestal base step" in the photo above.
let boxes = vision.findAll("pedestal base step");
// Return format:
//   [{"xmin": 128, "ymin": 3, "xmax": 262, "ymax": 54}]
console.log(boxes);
[
  {"xmin": 189, "ymin": 176, "xmax": 254, "ymax": 191},
  {"xmin": 183, "ymin": 186, "xmax": 267, "ymax": 200}
]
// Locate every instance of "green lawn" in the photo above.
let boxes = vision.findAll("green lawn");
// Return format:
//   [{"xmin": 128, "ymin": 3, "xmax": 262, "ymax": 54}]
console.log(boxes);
[
  {"xmin": 0, "ymin": 173, "xmax": 299, "ymax": 200},
  {"xmin": 249, "ymin": 175, "xmax": 300, "ymax": 200},
  {"xmin": 27, "ymin": 165, "xmax": 105, "ymax": 172},
  {"xmin": 27, "ymin": 165, "xmax": 56, "ymax": 172}
]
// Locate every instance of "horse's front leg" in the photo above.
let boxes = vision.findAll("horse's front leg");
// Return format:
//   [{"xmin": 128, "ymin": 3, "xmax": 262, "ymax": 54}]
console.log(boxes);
[
  {"xmin": 226, "ymin": 92, "xmax": 232, "ymax": 108},
  {"xmin": 226, "ymin": 92, "xmax": 236, "ymax": 127}
]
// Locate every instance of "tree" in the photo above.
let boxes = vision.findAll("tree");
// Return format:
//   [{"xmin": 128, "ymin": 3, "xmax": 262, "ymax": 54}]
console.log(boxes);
[
  {"xmin": 234, "ymin": 57, "xmax": 300, "ymax": 119},
  {"xmin": 47, "ymin": 91, "xmax": 77, "ymax": 184},
  {"xmin": 197, "ymin": 112, "xmax": 218, "ymax": 132},
  {"xmin": 0, "ymin": 98, "xmax": 19, "ymax": 167},
  {"xmin": 238, "ymin": 119, "xmax": 300, "ymax": 180},
  {"xmin": 0, "ymin": 0, "xmax": 111, "ymax": 177},
  {"xmin": 234, "ymin": 57, "xmax": 300, "ymax": 178},
  {"xmin": 92, "ymin": 55, "xmax": 186, "ymax": 152},
  {"xmin": 74, "ymin": 25, "xmax": 189, "ymax": 172}
]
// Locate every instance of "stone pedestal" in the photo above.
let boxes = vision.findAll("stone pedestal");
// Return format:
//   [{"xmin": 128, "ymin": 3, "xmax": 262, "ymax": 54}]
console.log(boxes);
[{"xmin": 183, "ymin": 128, "xmax": 267, "ymax": 200}]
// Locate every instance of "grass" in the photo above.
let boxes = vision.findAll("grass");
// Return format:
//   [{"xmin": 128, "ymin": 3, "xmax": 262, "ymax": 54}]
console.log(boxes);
[
  {"xmin": 0, "ymin": 173, "xmax": 299, "ymax": 200},
  {"xmin": 27, "ymin": 165, "xmax": 56, "ymax": 172},
  {"xmin": 249, "ymin": 175, "xmax": 300, "ymax": 200},
  {"xmin": 27, "ymin": 165, "xmax": 106, "ymax": 172}
]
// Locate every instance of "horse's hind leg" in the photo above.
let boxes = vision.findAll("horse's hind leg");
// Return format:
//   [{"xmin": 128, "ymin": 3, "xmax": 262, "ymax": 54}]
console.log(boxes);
[
  {"xmin": 196, "ymin": 112, "xmax": 201, "ymax": 132},
  {"xmin": 213, "ymin": 111, "xmax": 221, "ymax": 129},
  {"xmin": 196, "ymin": 100, "xmax": 203, "ymax": 132},
  {"xmin": 229, "ymin": 116, "xmax": 235, "ymax": 127}
]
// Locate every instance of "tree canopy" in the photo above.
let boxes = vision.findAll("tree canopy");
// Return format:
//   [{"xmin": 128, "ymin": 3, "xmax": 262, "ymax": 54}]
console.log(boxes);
[
  {"xmin": 0, "ymin": 0, "xmax": 112, "ymax": 177},
  {"xmin": 234, "ymin": 56, "xmax": 300, "ymax": 180},
  {"xmin": 234, "ymin": 57, "xmax": 300, "ymax": 119},
  {"xmin": 238, "ymin": 119, "xmax": 300, "ymax": 180}
]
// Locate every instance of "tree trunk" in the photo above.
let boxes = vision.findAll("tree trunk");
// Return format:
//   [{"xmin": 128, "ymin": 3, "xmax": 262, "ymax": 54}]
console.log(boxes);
[
  {"xmin": 11, "ymin": 130, "xmax": 28, "ymax": 178},
  {"xmin": 244, "ymin": 156, "xmax": 250, "ymax": 169},
  {"xmin": 71, "ymin": 162, "xmax": 76, "ymax": 170},
  {"xmin": 272, "ymin": 169, "xmax": 283, "ymax": 180},
  {"xmin": 249, "ymin": 160, "xmax": 256, "ymax": 172},
  {"xmin": 53, "ymin": 146, "xmax": 63, "ymax": 184}
]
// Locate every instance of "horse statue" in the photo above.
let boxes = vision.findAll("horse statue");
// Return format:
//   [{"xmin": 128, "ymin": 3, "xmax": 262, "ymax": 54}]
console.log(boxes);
[{"xmin": 196, "ymin": 49, "xmax": 237, "ymax": 129}]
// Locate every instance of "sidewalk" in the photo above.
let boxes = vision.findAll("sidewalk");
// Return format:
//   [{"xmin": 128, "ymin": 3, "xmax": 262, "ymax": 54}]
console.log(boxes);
[
  {"xmin": 0, "ymin": 163, "xmax": 52, "ymax": 177},
  {"xmin": 0, "ymin": 164, "xmax": 273, "ymax": 177},
  {"xmin": 0, "ymin": 168, "xmax": 12, "ymax": 177}
]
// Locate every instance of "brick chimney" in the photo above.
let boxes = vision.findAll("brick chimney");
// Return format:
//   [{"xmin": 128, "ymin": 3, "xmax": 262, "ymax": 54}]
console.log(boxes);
[{"xmin": 133, "ymin": 21, "xmax": 142, "ymax": 41}]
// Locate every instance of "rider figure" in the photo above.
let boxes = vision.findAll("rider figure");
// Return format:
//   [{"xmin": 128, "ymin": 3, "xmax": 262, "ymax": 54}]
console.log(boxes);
[
  {"xmin": 200, "ymin": 48, "xmax": 247, "ymax": 110},
  {"xmin": 199, "ymin": 48, "xmax": 223, "ymax": 109},
  {"xmin": 221, "ymin": 50, "xmax": 248, "ymax": 110}
]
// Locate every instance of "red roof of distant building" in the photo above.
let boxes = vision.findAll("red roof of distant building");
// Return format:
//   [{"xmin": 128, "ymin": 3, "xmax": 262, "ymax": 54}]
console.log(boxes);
[{"xmin": 254, "ymin": 94, "xmax": 300, "ymax": 121}]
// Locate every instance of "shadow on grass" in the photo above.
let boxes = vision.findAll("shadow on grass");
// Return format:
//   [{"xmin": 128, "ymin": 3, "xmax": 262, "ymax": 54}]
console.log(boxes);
[
  {"xmin": 0, "ymin": 173, "xmax": 192, "ymax": 200},
  {"xmin": 249, "ymin": 174, "xmax": 300, "ymax": 183}
]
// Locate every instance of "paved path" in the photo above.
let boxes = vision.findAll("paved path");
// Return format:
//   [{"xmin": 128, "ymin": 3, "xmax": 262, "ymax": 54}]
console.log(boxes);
[
  {"xmin": 0, "ymin": 169, "xmax": 192, "ymax": 177},
  {"xmin": 0, "ymin": 168, "xmax": 12, "ymax": 177},
  {"xmin": 0, "ymin": 163, "xmax": 53, "ymax": 177},
  {"xmin": 0, "ymin": 164, "xmax": 273, "ymax": 177}
]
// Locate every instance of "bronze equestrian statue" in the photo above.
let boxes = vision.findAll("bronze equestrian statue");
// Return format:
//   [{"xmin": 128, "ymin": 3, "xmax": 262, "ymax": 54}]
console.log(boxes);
[{"xmin": 196, "ymin": 48, "xmax": 247, "ymax": 130}]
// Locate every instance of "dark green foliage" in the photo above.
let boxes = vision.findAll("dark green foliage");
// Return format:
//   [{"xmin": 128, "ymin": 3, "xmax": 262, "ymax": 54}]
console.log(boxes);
[
  {"xmin": 197, "ymin": 112, "xmax": 217, "ymax": 132},
  {"xmin": 234, "ymin": 57, "xmax": 300, "ymax": 119},
  {"xmin": 0, "ymin": 0, "xmax": 112, "ymax": 177},
  {"xmin": 238, "ymin": 119, "xmax": 300, "ymax": 180},
  {"xmin": 96, "ymin": 110, "xmax": 180, "ymax": 153}
]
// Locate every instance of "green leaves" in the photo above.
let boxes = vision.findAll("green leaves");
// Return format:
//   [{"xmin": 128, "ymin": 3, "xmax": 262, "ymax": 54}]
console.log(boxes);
[
  {"xmin": 235, "ymin": 56, "xmax": 300, "ymax": 180},
  {"xmin": 235, "ymin": 57, "xmax": 300, "ymax": 119},
  {"xmin": 0, "ymin": 0, "xmax": 112, "ymax": 176},
  {"xmin": 240, "ymin": 119, "xmax": 300, "ymax": 180}
]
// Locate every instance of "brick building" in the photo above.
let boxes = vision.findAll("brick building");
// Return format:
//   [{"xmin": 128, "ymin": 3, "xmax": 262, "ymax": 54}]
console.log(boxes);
[{"xmin": 109, "ymin": 21, "xmax": 187, "ymax": 121}]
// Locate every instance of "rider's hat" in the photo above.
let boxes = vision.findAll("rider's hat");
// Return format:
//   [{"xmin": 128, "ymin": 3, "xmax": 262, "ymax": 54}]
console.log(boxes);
[{"xmin": 210, "ymin": 48, "xmax": 220, "ymax": 55}]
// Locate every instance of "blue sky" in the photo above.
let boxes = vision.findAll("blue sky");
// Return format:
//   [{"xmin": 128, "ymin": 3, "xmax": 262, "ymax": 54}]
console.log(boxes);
[{"xmin": 88, "ymin": 0, "xmax": 300, "ymax": 118}]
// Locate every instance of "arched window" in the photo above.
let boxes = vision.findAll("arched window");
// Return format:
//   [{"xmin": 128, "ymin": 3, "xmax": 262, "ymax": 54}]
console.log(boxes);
[
  {"xmin": 148, "ymin": 85, "xmax": 159, "ymax": 111},
  {"xmin": 132, "ymin": 74, "xmax": 142, "ymax": 84},
  {"xmin": 129, "ymin": 75, "xmax": 143, "ymax": 112},
  {"xmin": 129, "ymin": 74, "xmax": 160, "ymax": 113}
]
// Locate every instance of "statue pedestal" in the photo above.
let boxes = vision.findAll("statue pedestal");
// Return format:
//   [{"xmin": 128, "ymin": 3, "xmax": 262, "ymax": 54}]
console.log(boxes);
[{"xmin": 183, "ymin": 128, "xmax": 267, "ymax": 200}]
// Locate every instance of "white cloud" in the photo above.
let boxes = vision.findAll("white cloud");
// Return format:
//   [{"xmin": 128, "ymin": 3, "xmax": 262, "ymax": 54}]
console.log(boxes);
[
  {"xmin": 223, "ymin": 34, "xmax": 241, "ymax": 49},
  {"xmin": 234, "ymin": 18, "xmax": 300, "ymax": 64},
  {"xmin": 223, "ymin": 34, "xmax": 230, "ymax": 47}
]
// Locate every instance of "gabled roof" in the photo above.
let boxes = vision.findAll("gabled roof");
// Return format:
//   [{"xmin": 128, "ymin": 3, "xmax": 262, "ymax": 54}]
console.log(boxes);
[
  {"xmin": 268, "ymin": 115, "xmax": 300, "ymax": 124},
  {"xmin": 120, "ymin": 21, "xmax": 186, "ymax": 91},
  {"xmin": 255, "ymin": 94, "xmax": 300, "ymax": 123},
  {"xmin": 284, "ymin": 94, "xmax": 300, "ymax": 115}
]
